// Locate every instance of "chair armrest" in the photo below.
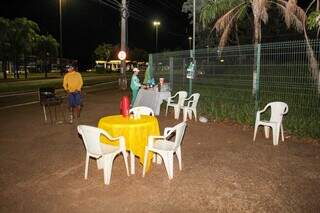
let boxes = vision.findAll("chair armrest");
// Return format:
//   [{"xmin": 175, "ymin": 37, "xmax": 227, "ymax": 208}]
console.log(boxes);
[
  {"xmin": 164, "ymin": 127, "xmax": 173, "ymax": 137},
  {"xmin": 187, "ymin": 100, "xmax": 194, "ymax": 108},
  {"xmin": 184, "ymin": 96, "xmax": 192, "ymax": 102},
  {"xmin": 259, "ymin": 104, "xmax": 270, "ymax": 114},
  {"xmin": 148, "ymin": 135, "xmax": 166, "ymax": 147},
  {"xmin": 100, "ymin": 129, "xmax": 120, "ymax": 141}
]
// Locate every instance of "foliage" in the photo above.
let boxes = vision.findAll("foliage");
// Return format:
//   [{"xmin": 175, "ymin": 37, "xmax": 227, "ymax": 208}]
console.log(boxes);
[
  {"xmin": 93, "ymin": 43, "xmax": 114, "ymax": 61},
  {"xmin": 128, "ymin": 48, "xmax": 148, "ymax": 62},
  {"xmin": 307, "ymin": 11, "xmax": 320, "ymax": 30},
  {"xmin": 200, "ymin": 0, "xmax": 306, "ymax": 48},
  {"xmin": 34, "ymin": 34, "xmax": 59, "ymax": 59},
  {"xmin": 8, "ymin": 17, "xmax": 40, "ymax": 58},
  {"xmin": 0, "ymin": 17, "xmax": 10, "ymax": 59},
  {"xmin": 182, "ymin": 0, "xmax": 208, "ymax": 21}
]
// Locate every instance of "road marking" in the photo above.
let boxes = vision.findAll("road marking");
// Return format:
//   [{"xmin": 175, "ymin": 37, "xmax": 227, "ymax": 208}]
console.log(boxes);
[
  {"xmin": 0, "ymin": 81, "xmax": 118, "ymax": 110},
  {"xmin": 0, "ymin": 101, "xmax": 39, "ymax": 110}
]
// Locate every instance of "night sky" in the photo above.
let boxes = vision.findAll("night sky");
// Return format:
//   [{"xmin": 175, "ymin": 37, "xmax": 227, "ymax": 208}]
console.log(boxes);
[
  {"xmin": 0, "ymin": 0, "xmax": 311, "ymax": 69},
  {"xmin": 0, "ymin": 0, "xmax": 190, "ymax": 68}
]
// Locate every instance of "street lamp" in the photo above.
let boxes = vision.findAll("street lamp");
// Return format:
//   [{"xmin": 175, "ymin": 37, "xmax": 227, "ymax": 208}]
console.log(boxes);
[
  {"xmin": 153, "ymin": 21, "xmax": 160, "ymax": 52},
  {"xmin": 188, "ymin": 36, "xmax": 192, "ymax": 50},
  {"xmin": 59, "ymin": 0, "xmax": 63, "ymax": 58}
]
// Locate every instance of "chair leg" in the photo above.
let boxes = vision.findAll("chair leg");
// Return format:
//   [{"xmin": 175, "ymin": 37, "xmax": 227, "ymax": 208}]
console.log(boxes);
[
  {"xmin": 122, "ymin": 151, "xmax": 130, "ymax": 176},
  {"xmin": 162, "ymin": 152, "xmax": 173, "ymax": 179},
  {"xmin": 176, "ymin": 147, "xmax": 182, "ymax": 170},
  {"xmin": 264, "ymin": 126, "xmax": 270, "ymax": 139},
  {"xmin": 183, "ymin": 108, "xmax": 188, "ymax": 122},
  {"xmin": 281, "ymin": 123, "xmax": 284, "ymax": 141},
  {"xmin": 42, "ymin": 105, "xmax": 47, "ymax": 122},
  {"xmin": 174, "ymin": 107, "xmax": 180, "ymax": 120},
  {"xmin": 103, "ymin": 155, "xmax": 114, "ymax": 185},
  {"xmin": 152, "ymin": 153, "xmax": 156, "ymax": 163},
  {"xmin": 142, "ymin": 148, "xmax": 149, "ymax": 177},
  {"xmin": 253, "ymin": 123, "xmax": 259, "ymax": 141},
  {"xmin": 130, "ymin": 151, "xmax": 135, "ymax": 175},
  {"xmin": 193, "ymin": 109, "xmax": 197, "ymax": 121},
  {"xmin": 165, "ymin": 105, "xmax": 169, "ymax": 116},
  {"xmin": 85, "ymin": 153, "xmax": 90, "ymax": 179},
  {"xmin": 97, "ymin": 158, "xmax": 103, "ymax": 170},
  {"xmin": 272, "ymin": 125, "xmax": 280, "ymax": 146}
]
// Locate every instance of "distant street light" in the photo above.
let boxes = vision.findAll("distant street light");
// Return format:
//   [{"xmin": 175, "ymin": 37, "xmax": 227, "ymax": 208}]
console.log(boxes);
[
  {"xmin": 188, "ymin": 36, "xmax": 192, "ymax": 50},
  {"xmin": 153, "ymin": 21, "xmax": 160, "ymax": 52}
]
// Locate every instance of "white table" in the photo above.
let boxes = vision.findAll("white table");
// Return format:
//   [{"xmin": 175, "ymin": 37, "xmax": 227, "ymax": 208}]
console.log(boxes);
[{"xmin": 133, "ymin": 88, "xmax": 171, "ymax": 116}]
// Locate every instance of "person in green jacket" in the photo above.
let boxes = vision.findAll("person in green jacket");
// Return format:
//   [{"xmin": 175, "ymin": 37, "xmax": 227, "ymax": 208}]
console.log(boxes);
[{"xmin": 130, "ymin": 67, "xmax": 142, "ymax": 106}]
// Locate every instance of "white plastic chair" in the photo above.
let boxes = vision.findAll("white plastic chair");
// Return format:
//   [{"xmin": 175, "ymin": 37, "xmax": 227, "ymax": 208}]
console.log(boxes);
[
  {"xmin": 165, "ymin": 91, "xmax": 188, "ymax": 119},
  {"xmin": 253, "ymin": 102, "xmax": 288, "ymax": 146},
  {"xmin": 129, "ymin": 106, "xmax": 154, "ymax": 116},
  {"xmin": 142, "ymin": 122, "xmax": 187, "ymax": 179},
  {"xmin": 182, "ymin": 93, "xmax": 200, "ymax": 122},
  {"xmin": 77, "ymin": 125, "xmax": 129, "ymax": 185}
]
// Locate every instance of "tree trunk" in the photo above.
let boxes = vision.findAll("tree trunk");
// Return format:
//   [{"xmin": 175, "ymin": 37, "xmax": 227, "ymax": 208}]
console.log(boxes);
[
  {"xmin": 252, "ymin": 18, "xmax": 261, "ymax": 97},
  {"xmin": 2, "ymin": 59, "xmax": 7, "ymax": 79},
  {"xmin": 14, "ymin": 57, "xmax": 19, "ymax": 79},
  {"xmin": 317, "ymin": 0, "xmax": 319, "ymax": 11},
  {"xmin": 24, "ymin": 55, "xmax": 28, "ymax": 79}
]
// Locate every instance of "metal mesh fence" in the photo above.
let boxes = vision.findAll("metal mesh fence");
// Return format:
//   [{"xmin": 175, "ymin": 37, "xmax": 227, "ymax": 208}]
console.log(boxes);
[{"xmin": 150, "ymin": 40, "xmax": 320, "ymax": 138}]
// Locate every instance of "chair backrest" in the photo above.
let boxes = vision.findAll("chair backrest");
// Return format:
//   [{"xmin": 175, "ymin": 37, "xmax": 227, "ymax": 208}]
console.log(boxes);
[
  {"xmin": 166, "ymin": 122, "xmax": 187, "ymax": 149},
  {"xmin": 189, "ymin": 93, "xmax": 200, "ymax": 109},
  {"xmin": 268, "ymin": 102, "xmax": 289, "ymax": 123},
  {"xmin": 77, "ymin": 125, "xmax": 103, "ymax": 156},
  {"xmin": 176, "ymin": 91, "xmax": 188, "ymax": 107},
  {"xmin": 129, "ymin": 106, "xmax": 154, "ymax": 116},
  {"xmin": 38, "ymin": 87, "xmax": 55, "ymax": 102}
]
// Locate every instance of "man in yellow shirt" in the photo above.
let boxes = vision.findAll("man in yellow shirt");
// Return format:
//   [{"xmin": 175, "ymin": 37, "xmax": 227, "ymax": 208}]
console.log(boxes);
[{"xmin": 63, "ymin": 65, "xmax": 83, "ymax": 123}]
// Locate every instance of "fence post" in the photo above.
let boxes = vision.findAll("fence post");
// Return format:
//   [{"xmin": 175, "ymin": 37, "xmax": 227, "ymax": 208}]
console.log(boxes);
[
  {"xmin": 148, "ymin": 54, "xmax": 153, "ymax": 78},
  {"xmin": 169, "ymin": 57, "xmax": 173, "ymax": 91},
  {"xmin": 189, "ymin": 50, "xmax": 193, "ymax": 95},
  {"xmin": 182, "ymin": 58, "xmax": 186, "ymax": 88},
  {"xmin": 253, "ymin": 43, "xmax": 261, "ymax": 111}
]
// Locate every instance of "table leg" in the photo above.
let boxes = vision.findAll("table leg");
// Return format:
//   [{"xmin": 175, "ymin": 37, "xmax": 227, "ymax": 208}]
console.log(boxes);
[{"xmin": 130, "ymin": 151, "xmax": 135, "ymax": 175}]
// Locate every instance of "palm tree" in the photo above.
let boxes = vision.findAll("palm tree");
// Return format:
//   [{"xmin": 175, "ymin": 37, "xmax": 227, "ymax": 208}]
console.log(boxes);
[
  {"xmin": 200, "ymin": 0, "xmax": 313, "ymax": 95},
  {"xmin": 307, "ymin": 0, "xmax": 320, "ymax": 35}
]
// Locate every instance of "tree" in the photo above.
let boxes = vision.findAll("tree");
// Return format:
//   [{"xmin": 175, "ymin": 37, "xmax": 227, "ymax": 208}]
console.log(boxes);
[
  {"xmin": 128, "ymin": 48, "xmax": 148, "ymax": 62},
  {"xmin": 93, "ymin": 43, "xmax": 114, "ymax": 61},
  {"xmin": 8, "ymin": 18, "xmax": 40, "ymax": 79},
  {"xmin": 200, "ymin": 0, "xmax": 310, "ymax": 95},
  {"xmin": 0, "ymin": 17, "xmax": 10, "ymax": 79},
  {"xmin": 182, "ymin": 0, "xmax": 218, "ymax": 48},
  {"xmin": 34, "ymin": 34, "xmax": 59, "ymax": 78},
  {"xmin": 307, "ymin": 0, "xmax": 320, "ymax": 35}
]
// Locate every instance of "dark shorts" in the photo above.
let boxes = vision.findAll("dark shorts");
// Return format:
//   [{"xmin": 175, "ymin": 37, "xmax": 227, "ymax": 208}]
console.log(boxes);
[{"xmin": 68, "ymin": 92, "xmax": 81, "ymax": 108}]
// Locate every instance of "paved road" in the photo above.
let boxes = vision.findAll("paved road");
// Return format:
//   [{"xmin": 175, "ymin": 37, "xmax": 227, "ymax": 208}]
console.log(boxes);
[{"xmin": 0, "ymin": 81, "xmax": 118, "ymax": 109}]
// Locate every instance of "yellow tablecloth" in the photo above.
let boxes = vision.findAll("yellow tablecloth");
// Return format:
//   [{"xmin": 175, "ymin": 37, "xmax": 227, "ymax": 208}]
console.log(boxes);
[{"xmin": 98, "ymin": 115, "xmax": 160, "ymax": 171}]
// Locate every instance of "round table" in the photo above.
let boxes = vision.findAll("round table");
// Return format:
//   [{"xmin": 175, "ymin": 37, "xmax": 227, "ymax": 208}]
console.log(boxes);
[{"xmin": 98, "ymin": 115, "xmax": 160, "ymax": 174}]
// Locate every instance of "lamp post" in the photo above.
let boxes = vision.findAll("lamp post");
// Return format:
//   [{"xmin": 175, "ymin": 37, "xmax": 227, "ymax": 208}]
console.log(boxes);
[
  {"xmin": 188, "ymin": 36, "xmax": 192, "ymax": 50},
  {"xmin": 189, "ymin": 0, "xmax": 196, "ymax": 95},
  {"xmin": 153, "ymin": 21, "xmax": 160, "ymax": 52},
  {"xmin": 59, "ymin": 0, "xmax": 63, "ymax": 58}
]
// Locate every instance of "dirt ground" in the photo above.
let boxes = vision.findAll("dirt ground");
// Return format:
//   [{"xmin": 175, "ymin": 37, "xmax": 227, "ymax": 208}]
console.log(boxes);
[{"xmin": 0, "ymin": 88, "xmax": 319, "ymax": 213}]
